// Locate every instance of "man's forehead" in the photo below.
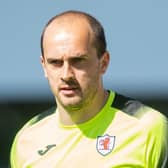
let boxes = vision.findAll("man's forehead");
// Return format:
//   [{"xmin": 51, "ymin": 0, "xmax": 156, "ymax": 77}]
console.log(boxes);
[
  {"xmin": 43, "ymin": 18, "xmax": 94, "ymax": 49},
  {"xmin": 42, "ymin": 15, "xmax": 96, "ymax": 58}
]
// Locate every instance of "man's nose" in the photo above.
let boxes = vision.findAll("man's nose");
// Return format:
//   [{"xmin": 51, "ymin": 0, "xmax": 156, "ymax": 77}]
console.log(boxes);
[{"xmin": 61, "ymin": 62, "xmax": 74, "ymax": 81}]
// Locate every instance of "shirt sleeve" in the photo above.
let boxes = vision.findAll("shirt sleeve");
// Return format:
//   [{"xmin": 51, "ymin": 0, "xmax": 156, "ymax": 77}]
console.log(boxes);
[{"xmin": 145, "ymin": 111, "xmax": 168, "ymax": 168}]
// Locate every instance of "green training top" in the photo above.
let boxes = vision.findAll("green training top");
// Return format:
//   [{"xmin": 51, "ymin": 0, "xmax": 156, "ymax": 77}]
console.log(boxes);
[{"xmin": 10, "ymin": 90, "xmax": 168, "ymax": 168}]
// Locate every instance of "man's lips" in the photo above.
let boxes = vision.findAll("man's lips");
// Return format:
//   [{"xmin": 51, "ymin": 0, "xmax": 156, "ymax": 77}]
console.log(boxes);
[
  {"xmin": 59, "ymin": 86, "xmax": 79, "ymax": 95},
  {"xmin": 60, "ymin": 86, "xmax": 78, "ymax": 90}
]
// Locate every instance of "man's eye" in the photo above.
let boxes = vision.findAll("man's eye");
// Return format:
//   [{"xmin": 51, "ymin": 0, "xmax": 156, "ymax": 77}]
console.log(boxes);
[
  {"xmin": 72, "ymin": 58, "xmax": 85, "ymax": 64},
  {"xmin": 50, "ymin": 60, "xmax": 63, "ymax": 66}
]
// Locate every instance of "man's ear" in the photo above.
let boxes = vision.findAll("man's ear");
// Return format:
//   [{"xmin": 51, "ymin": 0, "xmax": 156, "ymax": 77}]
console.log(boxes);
[
  {"xmin": 100, "ymin": 51, "xmax": 110, "ymax": 74},
  {"xmin": 40, "ymin": 56, "xmax": 48, "ymax": 78}
]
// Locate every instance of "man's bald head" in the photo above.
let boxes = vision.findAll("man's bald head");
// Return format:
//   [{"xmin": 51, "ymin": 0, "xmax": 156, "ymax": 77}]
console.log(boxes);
[{"xmin": 40, "ymin": 10, "xmax": 107, "ymax": 58}]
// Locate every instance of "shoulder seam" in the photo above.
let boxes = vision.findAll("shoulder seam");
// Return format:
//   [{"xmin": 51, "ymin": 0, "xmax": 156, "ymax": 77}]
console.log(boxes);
[
  {"xmin": 112, "ymin": 93, "xmax": 145, "ymax": 117},
  {"xmin": 28, "ymin": 106, "xmax": 56, "ymax": 126}
]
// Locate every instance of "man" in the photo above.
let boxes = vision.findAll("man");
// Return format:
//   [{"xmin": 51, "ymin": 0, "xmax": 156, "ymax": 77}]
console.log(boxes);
[{"xmin": 10, "ymin": 10, "xmax": 168, "ymax": 168}]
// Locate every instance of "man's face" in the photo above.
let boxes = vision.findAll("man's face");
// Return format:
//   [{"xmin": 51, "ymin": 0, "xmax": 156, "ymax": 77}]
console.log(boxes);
[{"xmin": 41, "ymin": 20, "xmax": 108, "ymax": 111}]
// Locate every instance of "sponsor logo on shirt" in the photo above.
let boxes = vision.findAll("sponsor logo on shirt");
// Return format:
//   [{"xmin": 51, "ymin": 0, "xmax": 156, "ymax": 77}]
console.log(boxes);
[
  {"xmin": 96, "ymin": 134, "xmax": 115, "ymax": 156},
  {"xmin": 38, "ymin": 144, "xmax": 56, "ymax": 156}
]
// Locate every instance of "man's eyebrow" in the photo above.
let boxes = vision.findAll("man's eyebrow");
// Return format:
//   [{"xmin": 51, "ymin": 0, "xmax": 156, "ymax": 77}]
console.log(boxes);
[
  {"xmin": 46, "ymin": 54, "xmax": 88, "ymax": 62},
  {"xmin": 72, "ymin": 54, "xmax": 88, "ymax": 58}
]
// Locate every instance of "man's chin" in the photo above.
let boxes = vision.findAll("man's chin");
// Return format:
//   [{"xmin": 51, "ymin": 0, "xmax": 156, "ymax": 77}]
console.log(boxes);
[{"xmin": 58, "ymin": 96, "xmax": 83, "ymax": 111}]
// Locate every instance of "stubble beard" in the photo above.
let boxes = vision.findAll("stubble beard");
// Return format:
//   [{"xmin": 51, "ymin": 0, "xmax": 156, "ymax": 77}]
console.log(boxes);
[
  {"xmin": 56, "ymin": 91, "xmax": 84, "ymax": 112},
  {"xmin": 53, "ymin": 64, "xmax": 101, "ymax": 113},
  {"xmin": 56, "ymin": 83, "xmax": 98, "ymax": 113}
]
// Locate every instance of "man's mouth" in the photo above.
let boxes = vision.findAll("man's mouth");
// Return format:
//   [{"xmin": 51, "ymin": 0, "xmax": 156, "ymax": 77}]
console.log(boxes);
[{"xmin": 59, "ymin": 86, "xmax": 79, "ymax": 96}]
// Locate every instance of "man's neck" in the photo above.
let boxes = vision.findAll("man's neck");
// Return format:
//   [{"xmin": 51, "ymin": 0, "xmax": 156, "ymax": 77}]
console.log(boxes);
[{"xmin": 57, "ymin": 89, "xmax": 109, "ymax": 126}]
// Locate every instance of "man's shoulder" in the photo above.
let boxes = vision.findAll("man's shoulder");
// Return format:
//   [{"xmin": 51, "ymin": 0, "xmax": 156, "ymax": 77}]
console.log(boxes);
[
  {"xmin": 17, "ymin": 106, "xmax": 57, "ymax": 134},
  {"xmin": 10, "ymin": 106, "xmax": 57, "ymax": 167},
  {"xmin": 27, "ymin": 106, "xmax": 56, "ymax": 126},
  {"xmin": 113, "ymin": 92, "xmax": 165, "ymax": 117},
  {"xmin": 112, "ymin": 91, "xmax": 168, "ymax": 131}
]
